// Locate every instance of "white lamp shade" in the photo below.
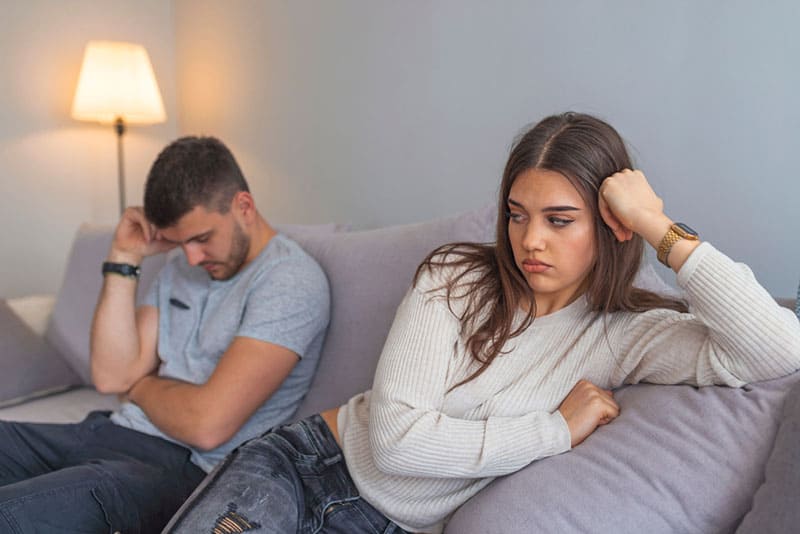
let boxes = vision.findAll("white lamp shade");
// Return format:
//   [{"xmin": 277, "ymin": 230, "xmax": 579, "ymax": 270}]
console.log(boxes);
[{"xmin": 71, "ymin": 40, "xmax": 166, "ymax": 125}]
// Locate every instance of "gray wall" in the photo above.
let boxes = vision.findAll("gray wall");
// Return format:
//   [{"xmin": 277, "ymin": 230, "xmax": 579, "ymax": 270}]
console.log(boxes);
[
  {"xmin": 2, "ymin": 1, "xmax": 798, "ymax": 298},
  {"xmin": 174, "ymin": 0, "xmax": 800, "ymax": 297},
  {"xmin": 0, "ymin": 0, "xmax": 177, "ymax": 298}
]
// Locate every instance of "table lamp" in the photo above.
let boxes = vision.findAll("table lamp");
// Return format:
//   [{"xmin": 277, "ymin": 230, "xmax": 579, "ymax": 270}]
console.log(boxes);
[{"xmin": 71, "ymin": 40, "xmax": 166, "ymax": 215}]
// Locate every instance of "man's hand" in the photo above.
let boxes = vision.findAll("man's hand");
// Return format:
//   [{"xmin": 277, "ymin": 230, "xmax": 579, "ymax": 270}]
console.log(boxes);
[
  {"xmin": 109, "ymin": 207, "xmax": 175, "ymax": 264},
  {"xmin": 558, "ymin": 379, "xmax": 620, "ymax": 447}
]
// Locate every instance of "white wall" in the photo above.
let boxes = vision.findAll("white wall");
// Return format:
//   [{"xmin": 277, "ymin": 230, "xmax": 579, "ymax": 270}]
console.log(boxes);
[
  {"xmin": 0, "ymin": 0, "xmax": 177, "ymax": 297},
  {"xmin": 174, "ymin": 0, "xmax": 800, "ymax": 297}
]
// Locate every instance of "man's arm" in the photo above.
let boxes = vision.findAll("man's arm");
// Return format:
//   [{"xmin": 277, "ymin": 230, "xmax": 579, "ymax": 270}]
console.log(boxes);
[
  {"xmin": 90, "ymin": 207, "xmax": 174, "ymax": 392},
  {"xmin": 127, "ymin": 336, "xmax": 299, "ymax": 451}
]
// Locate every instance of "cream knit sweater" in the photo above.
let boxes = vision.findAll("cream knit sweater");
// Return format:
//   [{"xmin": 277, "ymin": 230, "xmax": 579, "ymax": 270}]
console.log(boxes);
[{"xmin": 337, "ymin": 243, "xmax": 800, "ymax": 533}]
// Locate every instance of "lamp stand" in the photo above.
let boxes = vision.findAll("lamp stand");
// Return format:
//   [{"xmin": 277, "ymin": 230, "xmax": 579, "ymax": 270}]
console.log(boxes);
[{"xmin": 114, "ymin": 117, "xmax": 127, "ymax": 216}]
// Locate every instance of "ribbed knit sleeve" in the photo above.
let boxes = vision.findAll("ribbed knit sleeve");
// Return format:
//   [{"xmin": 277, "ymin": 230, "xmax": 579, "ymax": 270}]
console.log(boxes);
[
  {"xmin": 368, "ymin": 286, "xmax": 571, "ymax": 479},
  {"xmin": 617, "ymin": 243, "xmax": 800, "ymax": 387}
]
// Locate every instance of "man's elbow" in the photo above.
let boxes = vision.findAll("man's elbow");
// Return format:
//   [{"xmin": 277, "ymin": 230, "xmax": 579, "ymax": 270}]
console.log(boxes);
[
  {"xmin": 183, "ymin": 416, "xmax": 238, "ymax": 451},
  {"xmin": 92, "ymin": 369, "xmax": 132, "ymax": 394}
]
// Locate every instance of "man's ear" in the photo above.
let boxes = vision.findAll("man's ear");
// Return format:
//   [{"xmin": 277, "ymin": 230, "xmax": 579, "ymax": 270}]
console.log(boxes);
[{"xmin": 231, "ymin": 191, "xmax": 256, "ymax": 222}]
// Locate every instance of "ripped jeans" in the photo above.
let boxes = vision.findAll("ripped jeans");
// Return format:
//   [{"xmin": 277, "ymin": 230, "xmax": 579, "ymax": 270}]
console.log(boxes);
[
  {"xmin": 164, "ymin": 414, "xmax": 409, "ymax": 534},
  {"xmin": 0, "ymin": 411, "xmax": 205, "ymax": 533}
]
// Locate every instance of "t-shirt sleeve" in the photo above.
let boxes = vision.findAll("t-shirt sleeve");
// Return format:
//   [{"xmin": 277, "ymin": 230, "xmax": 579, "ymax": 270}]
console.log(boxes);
[
  {"xmin": 236, "ymin": 254, "xmax": 331, "ymax": 359},
  {"xmin": 139, "ymin": 264, "xmax": 162, "ymax": 308}
]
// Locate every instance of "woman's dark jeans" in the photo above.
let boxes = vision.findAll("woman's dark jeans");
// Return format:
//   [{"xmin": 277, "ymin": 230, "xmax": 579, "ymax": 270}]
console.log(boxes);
[{"xmin": 164, "ymin": 414, "xmax": 409, "ymax": 534}]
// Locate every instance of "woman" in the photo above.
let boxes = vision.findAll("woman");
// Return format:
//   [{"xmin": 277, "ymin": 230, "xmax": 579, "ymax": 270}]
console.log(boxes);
[{"xmin": 164, "ymin": 112, "xmax": 800, "ymax": 534}]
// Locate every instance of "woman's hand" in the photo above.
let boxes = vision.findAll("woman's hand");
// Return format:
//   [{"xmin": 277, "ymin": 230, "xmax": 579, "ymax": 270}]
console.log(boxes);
[
  {"xmin": 558, "ymin": 379, "xmax": 620, "ymax": 447},
  {"xmin": 598, "ymin": 169, "xmax": 664, "ymax": 242},
  {"xmin": 109, "ymin": 207, "xmax": 175, "ymax": 264}
]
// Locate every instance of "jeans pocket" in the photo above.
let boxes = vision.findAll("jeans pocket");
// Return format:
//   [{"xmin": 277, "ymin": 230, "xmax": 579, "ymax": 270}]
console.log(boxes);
[{"xmin": 313, "ymin": 496, "xmax": 401, "ymax": 534}]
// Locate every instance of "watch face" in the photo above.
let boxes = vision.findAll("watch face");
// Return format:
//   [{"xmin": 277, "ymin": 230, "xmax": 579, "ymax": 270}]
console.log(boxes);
[{"xmin": 674, "ymin": 222, "xmax": 699, "ymax": 238}]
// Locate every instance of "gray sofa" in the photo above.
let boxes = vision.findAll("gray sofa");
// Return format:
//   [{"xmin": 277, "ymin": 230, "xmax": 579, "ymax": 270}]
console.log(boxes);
[{"xmin": 1, "ymin": 205, "xmax": 798, "ymax": 533}]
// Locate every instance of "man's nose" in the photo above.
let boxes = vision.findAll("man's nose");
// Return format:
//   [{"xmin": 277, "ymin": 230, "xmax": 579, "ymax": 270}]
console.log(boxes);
[{"xmin": 183, "ymin": 243, "xmax": 205, "ymax": 266}]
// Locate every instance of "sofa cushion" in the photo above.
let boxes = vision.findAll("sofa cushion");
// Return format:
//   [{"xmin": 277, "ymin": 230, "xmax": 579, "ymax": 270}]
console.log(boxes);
[
  {"xmin": 736, "ymin": 377, "xmax": 800, "ymax": 534},
  {"xmin": 0, "ymin": 299, "xmax": 80, "ymax": 407},
  {"xmin": 44, "ymin": 222, "xmax": 345, "ymax": 385},
  {"xmin": 292, "ymin": 204, "xmax": 496, "ymax": 418},
  {"xmin": 446, "ymin": 372, "xmax": 800, "ymax": 534}
]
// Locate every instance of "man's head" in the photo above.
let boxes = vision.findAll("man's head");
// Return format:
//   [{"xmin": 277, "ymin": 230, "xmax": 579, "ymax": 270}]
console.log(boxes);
[
  {"xmin": 144, "ymin": 136, "xmax": 249, "ymax": 227},
  {"xmin": 144, "ymin": 136, "xmax": 255, "ymax": 281}
]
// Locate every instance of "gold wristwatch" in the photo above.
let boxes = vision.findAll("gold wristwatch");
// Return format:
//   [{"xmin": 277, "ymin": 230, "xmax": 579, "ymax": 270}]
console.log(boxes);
[{"xmin": 656, "ymin": 223, "xmax": 699, "ymax": 266}]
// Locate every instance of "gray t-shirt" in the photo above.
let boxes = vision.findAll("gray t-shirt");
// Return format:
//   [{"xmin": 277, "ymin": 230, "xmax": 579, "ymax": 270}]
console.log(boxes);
[{"xmin": 110, "ymin": 234, "xmax": 330, "ymax": 472}]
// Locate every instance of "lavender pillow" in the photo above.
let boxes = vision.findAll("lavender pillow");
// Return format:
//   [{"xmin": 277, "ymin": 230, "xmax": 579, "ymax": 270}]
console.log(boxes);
[
  {"xmin": 0, "ymin": 300, "xmax": 80, "ymax": 407},
  {"xmin": 447, "ymin": 374, "xmax": 800, "ymax": 533},
  {"xmin": 736, "ymin": 378, "xmax": 800, "ymax": 533}
]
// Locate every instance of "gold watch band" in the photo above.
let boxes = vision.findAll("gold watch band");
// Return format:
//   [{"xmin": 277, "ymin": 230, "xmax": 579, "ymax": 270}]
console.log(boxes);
[{"xmin": 656, "ymin": 223, "xmax": 699, "ymax": 266}]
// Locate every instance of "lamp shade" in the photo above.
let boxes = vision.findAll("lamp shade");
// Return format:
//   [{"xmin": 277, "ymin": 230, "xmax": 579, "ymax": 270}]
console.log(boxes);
[{"xmin": 71, "ymin": 40, "xmax": 166, "ymax": 125}]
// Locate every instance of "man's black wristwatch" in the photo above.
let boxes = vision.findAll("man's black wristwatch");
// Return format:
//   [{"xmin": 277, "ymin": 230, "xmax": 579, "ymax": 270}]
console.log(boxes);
[{"xmin": 102, "ymin": 262, "xmax": 141, "ymax": 279}]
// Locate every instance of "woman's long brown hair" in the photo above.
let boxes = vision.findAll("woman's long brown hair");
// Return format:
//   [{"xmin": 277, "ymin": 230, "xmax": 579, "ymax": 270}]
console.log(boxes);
[{"xmin": 416, "ymin": 112, "xmax": 687, "ymax": 388}]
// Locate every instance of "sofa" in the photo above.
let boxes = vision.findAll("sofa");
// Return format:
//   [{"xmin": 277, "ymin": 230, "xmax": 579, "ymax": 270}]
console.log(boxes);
[{"xmin": 1, "ymin": 204, "xmax": 798, "ymax": 533}]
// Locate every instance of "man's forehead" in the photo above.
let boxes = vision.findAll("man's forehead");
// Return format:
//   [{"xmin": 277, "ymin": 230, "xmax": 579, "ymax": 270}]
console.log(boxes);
[{"xmin": 158, "ymin": 205, "xmax": 225, "ymax": 242}]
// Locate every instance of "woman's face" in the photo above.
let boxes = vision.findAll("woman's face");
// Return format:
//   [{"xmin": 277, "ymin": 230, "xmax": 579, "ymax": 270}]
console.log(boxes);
[{"xmin": 507, "ymin": 168, "xmax": 597, "ymax": 315}]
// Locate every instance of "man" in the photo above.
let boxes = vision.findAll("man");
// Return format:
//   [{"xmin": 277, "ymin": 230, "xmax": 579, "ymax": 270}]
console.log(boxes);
[{"xmin": 0, "ymin": 136, "xmax": 330, "ymax": 532}]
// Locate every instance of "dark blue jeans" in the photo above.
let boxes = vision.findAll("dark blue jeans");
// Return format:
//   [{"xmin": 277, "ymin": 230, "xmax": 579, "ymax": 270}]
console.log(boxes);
[
  {"xmin": 0, "ymin": 411, "xmax": 205, "ymax": 533},
  {"xmin": 164, "ymin": 414, "xmax": 409, "ymax": 534}
]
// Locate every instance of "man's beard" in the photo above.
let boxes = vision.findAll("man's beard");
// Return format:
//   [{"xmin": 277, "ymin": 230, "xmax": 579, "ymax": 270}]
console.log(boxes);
[{"xmin": 204, "ymin": 222, "xmax": 250, "ymax": 281}]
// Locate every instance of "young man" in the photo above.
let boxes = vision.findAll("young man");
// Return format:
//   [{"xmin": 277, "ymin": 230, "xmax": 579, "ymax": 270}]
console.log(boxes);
[{"xmin": 0, "ymin": 136, "xmax": 330, "ymax": 532}]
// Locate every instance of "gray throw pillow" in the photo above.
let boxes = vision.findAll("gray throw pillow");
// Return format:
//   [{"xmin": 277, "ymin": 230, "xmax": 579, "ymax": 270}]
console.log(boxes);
[
  {"xmin": 446, "ymin": 373, "xmax": 800, "ymax": 534},
  {"xmin": 0, "ymin": 300, "xmax": 80, "ymax": 407},
  {"xmin": 736, "ymin": 377, "xmax": 800, "ymax": 534},
  {"xmin": 292, "ymin": 204, "xmax": 497, "ymax": 418}
]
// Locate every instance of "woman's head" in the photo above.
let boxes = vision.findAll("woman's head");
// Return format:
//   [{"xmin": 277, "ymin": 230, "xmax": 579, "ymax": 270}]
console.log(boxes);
[
  {"xmin": 497, "ymin": 112, "xmax": 645, "ymax": 313},
  {"xmin": 417, "ymin": 111, "xmax": 685, "ymax": 387}
]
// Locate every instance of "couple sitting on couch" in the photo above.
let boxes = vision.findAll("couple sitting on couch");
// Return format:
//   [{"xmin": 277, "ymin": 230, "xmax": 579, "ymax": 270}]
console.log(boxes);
[{"xmin": 2, "ymin": 113, "xmax": 799, "ymax": 534}]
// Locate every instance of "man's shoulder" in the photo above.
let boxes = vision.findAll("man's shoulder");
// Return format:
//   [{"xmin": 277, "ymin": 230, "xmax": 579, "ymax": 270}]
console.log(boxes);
[
  {"xmin": 244, "ymin": 234, "xmax": 329, "ymax": 299},
  {"xmin": 256, "ymin": 234, "xmax": 326, "ymax": 280}
]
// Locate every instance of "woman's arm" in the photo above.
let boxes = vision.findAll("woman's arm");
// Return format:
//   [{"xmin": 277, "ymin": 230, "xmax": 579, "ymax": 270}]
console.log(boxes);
[
  {"xmin": 600, "ymin": 170, "xmax": 800, "ymax": 386},
  {"xmin": 367, "ymin": 283, "xmax": 574, "ymax": 479}
]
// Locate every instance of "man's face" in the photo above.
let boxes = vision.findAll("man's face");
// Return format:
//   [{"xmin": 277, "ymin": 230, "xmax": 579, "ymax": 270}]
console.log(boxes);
[{"xmin": 157, "ymin": 204, "xmax": 251, "ymax": 281}]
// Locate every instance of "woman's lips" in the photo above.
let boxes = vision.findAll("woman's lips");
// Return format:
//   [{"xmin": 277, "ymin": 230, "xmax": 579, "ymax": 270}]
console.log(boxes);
[{"xmin": 522, "ymin": 259, "xmax": 551, "ymax": 273}]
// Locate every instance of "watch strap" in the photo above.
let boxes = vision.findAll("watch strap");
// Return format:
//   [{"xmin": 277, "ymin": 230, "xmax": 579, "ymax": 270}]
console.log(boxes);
[
  {"xmin": 102, "ymin": 262, "xmax": 141, "ymax": 279},
  {"xmin": 656, "ymin": 223, "xmax": 698, "ymax": 267}
]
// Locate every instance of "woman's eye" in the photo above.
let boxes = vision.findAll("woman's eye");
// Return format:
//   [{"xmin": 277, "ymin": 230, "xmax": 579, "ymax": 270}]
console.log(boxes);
[
  {"xmin": 506, "ymin": 211, "xmax": 526, "ymax": 223},
  {"xmin": 548, "ymin": 216, "xmax": 573, "ymax": 227}
]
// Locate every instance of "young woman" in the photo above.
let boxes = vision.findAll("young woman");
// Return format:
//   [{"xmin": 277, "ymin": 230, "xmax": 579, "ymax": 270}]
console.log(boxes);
[{"xmin": 164, "ymin": 112, "xmax": 800, "ymax": 534}]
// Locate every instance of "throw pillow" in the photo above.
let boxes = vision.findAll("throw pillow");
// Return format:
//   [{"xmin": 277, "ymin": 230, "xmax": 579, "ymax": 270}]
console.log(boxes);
[
  {"xmin": 735, "ymin": 377, "xmax": 800, "ymax": 534},
  {"xmin": 447, "ymin": 373, "xmax": 800, "ymax": 534},
  {"xmin": 292, "ymin": 204, "xmax": 497, "ymax": 418},
  {"xmin": 0, "ymin": 299, "xmax": 80, "ymax": 407}
]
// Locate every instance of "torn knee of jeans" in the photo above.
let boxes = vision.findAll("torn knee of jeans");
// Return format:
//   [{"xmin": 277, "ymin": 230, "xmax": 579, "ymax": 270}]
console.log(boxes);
[{"xmin": 212, "ymin": 503, "xmax": 261, "ymax": 533}]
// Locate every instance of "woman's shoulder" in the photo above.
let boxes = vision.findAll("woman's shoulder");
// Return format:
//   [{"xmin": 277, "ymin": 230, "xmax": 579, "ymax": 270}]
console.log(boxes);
[{"xmin": 413, "ymin": 243, "xmax": 495, "ymax": 298}]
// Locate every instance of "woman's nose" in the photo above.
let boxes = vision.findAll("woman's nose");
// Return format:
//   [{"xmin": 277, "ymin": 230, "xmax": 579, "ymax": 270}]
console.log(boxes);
[{"xmin": 522, "ymin": 222, "xmax": 546, "ymax": 251}]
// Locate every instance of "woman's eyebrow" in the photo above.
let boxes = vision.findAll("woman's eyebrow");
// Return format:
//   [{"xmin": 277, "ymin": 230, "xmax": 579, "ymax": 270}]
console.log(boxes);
[{"xmin": 542, "ymin": 205, "xmax": 581, "ymax": 213}]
